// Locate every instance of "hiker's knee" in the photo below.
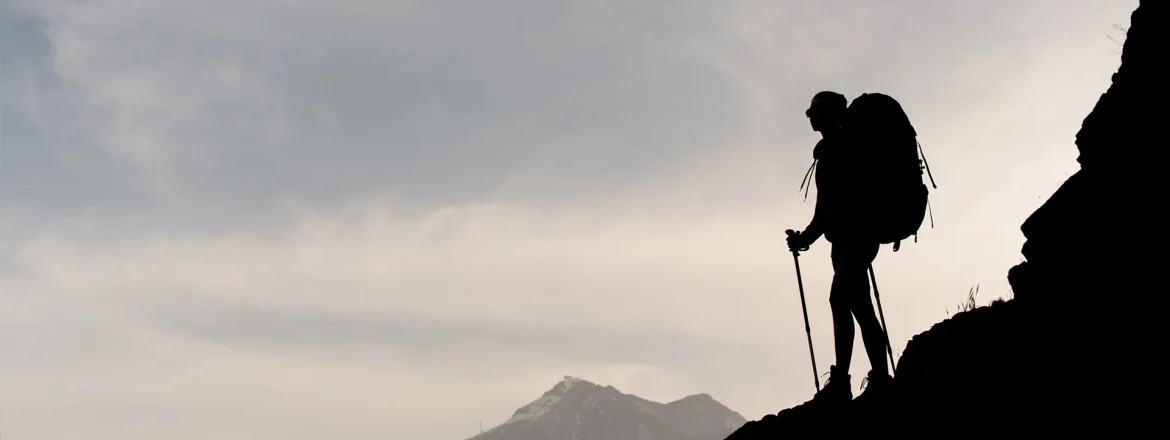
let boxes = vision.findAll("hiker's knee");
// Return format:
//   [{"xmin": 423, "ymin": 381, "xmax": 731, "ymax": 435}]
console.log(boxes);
[
  {"xmin": 829, "ymin": 290, "xmax": 850, "ymax": 310},
  {"xmin": 829, "ymin": 277, "xmax": 864, "ymax": 309},
  {"xmin": 830, "ymin": 269, "xmax": 869, "ymax": 308}
]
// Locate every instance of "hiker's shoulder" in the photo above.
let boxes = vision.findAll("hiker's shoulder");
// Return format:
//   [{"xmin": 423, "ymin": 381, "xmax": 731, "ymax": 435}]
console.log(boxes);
[
  {"xmin": 812, "ymin": 135, "xmax": 845, "ymax": 160},
  {"xmin": 812, "ymin": 137, "xmax": 830, "ymax": 159}
]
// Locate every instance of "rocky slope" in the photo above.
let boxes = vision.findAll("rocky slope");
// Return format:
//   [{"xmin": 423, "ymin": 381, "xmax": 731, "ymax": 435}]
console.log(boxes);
[
  {"xmin": 725, "ymin": 1, "xmax": 1166, "ymax": 438},
  {"xmin": 470, "ymin": 376, "xmax": 746, "ymax": 440}
]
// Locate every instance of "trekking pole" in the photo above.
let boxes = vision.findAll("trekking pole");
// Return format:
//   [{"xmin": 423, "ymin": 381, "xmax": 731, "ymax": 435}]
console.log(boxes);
[
  {"xmin": 785, "ymin": 230, "xmax": 820, "ymax": 391},
  {"xmin": 868, "ymin": 264, "xmax": 897, "ymax": 375}
]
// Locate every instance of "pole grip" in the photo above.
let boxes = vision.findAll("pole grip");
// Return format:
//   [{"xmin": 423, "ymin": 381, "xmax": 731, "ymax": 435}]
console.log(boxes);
[{"xmin": 785, "ymin": 229, "xmax": 809, "ymax": 256}]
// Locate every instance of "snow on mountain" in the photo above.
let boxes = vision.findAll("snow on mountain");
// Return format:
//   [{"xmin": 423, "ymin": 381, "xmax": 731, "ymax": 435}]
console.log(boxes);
[
  {"xmin": 501, "ymin": 389, "xmax": 564, "ymax": 426},
  {"xmin": 468, "ymin": 376, "xmax": 746, "ymax": 440}
]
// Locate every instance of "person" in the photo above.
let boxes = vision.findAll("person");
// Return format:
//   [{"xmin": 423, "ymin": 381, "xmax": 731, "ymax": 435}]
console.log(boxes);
[{"xmin": 787, "ymin": 91, "xmax": 893, "ymax": 403}]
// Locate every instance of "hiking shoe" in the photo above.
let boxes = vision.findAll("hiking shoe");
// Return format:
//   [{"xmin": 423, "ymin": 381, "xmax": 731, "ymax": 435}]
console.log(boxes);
[
  {"xmin": 812, "ymin": 365, "xmax": 853, "ymax": 403},
  {"xmin": 856, "ymin": 370, "xmax": 893, "ymax": 401}
]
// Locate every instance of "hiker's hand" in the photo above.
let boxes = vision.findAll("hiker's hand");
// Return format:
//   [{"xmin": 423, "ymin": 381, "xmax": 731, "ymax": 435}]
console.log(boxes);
[{"xmin": 786, "ymin": 230, "xmax": 811, "ymax": 252}]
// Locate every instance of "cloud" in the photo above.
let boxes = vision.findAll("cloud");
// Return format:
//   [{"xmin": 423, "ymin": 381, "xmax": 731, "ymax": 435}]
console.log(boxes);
[
  {"xmin": 0, "ymin": 1, "xmax": 146, "ymax": 228},
  {"xmin": 29, "ymin": 0, "xmax": 758, "ymax": 216},
  {"xmin": 0, "ymin": 0, "xmax": 1139, "ymax": 438}
]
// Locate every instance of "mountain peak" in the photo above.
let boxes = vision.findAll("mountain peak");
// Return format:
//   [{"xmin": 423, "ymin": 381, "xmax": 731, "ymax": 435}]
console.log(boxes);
[
  {"xmin": 549, "ymin": 375, "xmax": 591, "ymax": 395},
  {"xmin": 491, "ymin": 376, "xmax": 598, "ymax": 429},
  {"xmin": 668, "ymin": 392, "xmax": 728, "ymax": 410},
  {"xmin": 470, "ymin": 377, "xmax": 745, "ymax": 440},
  {"xmin": 672, "ymin": 392, "xmax": 715, "ymax": 402}
]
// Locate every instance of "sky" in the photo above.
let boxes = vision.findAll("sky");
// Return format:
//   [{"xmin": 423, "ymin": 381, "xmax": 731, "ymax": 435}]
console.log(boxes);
[{"xmin": 0, "ymin": 0, "xmax": 1137, "ymax": 438}]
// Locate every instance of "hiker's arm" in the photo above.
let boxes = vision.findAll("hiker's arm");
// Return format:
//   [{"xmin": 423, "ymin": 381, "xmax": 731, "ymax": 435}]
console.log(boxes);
[{"xmin": 801, "ymin": 187, "xmax": 828, "ymax": 244}]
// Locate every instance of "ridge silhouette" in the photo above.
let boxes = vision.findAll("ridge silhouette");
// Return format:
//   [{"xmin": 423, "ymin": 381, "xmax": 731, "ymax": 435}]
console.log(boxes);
[{"xmin": 729, "ymin": 1, "xmax": 1166, "ymax": 438}]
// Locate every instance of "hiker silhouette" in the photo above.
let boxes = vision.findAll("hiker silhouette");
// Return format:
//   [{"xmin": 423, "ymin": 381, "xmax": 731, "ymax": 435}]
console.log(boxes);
[{"xmin": 787, "ymin": 90, "xmax": 931, "ymax": 403}]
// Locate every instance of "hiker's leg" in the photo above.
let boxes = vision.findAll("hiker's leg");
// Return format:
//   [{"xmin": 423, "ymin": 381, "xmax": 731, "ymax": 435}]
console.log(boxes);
[
  {"xmin": 848, "ymin": 243, "xmax": 889, "ymax": 375},
  {"xmin": 853, "ymin": 303, "xmax": 889, "ymax": 374},
  {"xmin": 829, "ymin": 290, "xmax": 855, "ymax": 372},
  {"xmin": 829, "ymin": 244, "xmax": 861, "ymax": 372}
]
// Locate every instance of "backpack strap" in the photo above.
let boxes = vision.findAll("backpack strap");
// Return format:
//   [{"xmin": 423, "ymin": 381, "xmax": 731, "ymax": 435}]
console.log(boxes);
[
  {"xmin": 918, "ymin": 141, "xmax": 938, "ymax": 189},
  {"xmin": 799, "ymin": 159, "xmax": 817, "ymax": 201}
]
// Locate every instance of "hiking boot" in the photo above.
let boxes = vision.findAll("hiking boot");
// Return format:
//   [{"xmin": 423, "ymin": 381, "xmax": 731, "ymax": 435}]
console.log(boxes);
[
  {"xmin": 812, "ymin": 365, "xmax": 853, "ymax": 403},
  {"xmin": 856, "ymin": 369, "xmax": 893, "ymax": 402}
]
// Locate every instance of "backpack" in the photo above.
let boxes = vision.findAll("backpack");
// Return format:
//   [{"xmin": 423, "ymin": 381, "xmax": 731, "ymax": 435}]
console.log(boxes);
[{"xmin": 800, "ymin": 93, "xmax": 937, "ymax": 251}]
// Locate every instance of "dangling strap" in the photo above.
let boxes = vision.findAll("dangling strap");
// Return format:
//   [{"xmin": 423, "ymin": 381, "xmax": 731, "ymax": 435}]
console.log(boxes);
[
  {"xmin": 799, "ymin": 159, "xmax": 818, "ymax": 201},
  {"xmin": 909, "ymin": 201, "xmax": 933, "ymax": 248},
  {"xmin": 893, "ymin": 239, "xmax": 902, "ymax": 252},
  {"xmin": 917, "ymin": 141, "xmax": 937, "ymax": 189},
  {"xmin": 927, "ymin": 199, "xmax": 935, "ymax": 228}
]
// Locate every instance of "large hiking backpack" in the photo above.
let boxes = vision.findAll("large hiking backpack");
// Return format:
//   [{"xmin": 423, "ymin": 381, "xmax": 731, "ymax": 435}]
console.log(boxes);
[{"xmin": 840, "ymin": 93, "xmax": 936, "ymax": 250}]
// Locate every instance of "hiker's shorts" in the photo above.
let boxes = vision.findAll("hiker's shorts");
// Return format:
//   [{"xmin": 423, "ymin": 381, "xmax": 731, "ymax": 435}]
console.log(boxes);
[
  {"xmin": 830, "ymin": 241, "xmax": 879, "ymax": 272},
  {"xmin": 829, "ymin": 241, "xmax": 879, "ymax": 305}
]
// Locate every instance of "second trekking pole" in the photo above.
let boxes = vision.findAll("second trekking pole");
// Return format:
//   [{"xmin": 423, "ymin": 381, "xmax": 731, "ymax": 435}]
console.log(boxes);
[
  {"xmin": 868, "ymin": 264, "xmax": 897, "ymax": 375},
  {"xmin": 785, "ymin": 230, "xmax": 820, "ymax": 392}
]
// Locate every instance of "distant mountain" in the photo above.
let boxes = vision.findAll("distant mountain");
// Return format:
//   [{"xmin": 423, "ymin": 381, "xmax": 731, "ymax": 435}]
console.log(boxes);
[{"xmin": 468, "ymin": 376, "xmax": 746, "ymax": 440}]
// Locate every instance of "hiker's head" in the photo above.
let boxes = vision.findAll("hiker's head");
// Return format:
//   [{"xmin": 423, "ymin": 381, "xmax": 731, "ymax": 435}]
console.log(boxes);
[{"xmin": 807, "ymin": 91, "xmax": 847, "ymax": 133}]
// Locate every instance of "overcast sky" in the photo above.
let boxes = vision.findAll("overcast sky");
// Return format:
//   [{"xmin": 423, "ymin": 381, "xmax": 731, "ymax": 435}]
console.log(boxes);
[{"xmin": 0, "ymin": 0, "xmax": 1136, "ymax": 438}]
